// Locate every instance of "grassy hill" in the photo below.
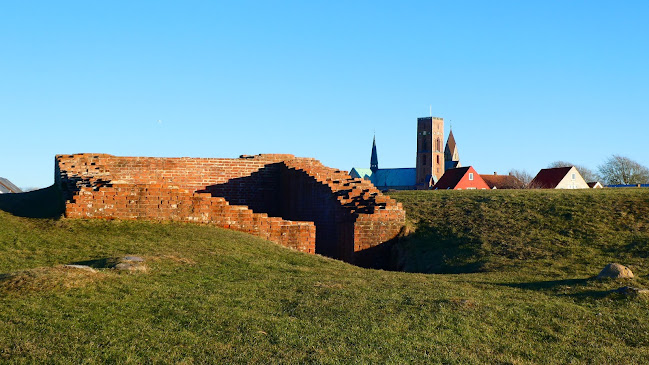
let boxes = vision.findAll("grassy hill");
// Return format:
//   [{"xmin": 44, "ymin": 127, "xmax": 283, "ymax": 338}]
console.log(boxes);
[
  {"xmin": 1, "ymin": 188, "xmax": 649, "ymax": 363},
  {"xmin": 389, "ymin": 189, "xmax": 649, "ymax": 275}
]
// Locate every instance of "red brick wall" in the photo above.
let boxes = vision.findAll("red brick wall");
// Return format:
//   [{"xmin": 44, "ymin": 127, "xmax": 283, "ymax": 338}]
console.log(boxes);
[
  {"xmin": 56, "ymin": 153, "xmax": 405, "ymax": 265},
  {"xmin": 280, "ymin": 162, "xmax": 356, "ymax": 260},
  {"xmin": 281, "ymin": 159, "xmax": 406, "ymax": 264},
  {"xmin": 65, "ymin": 183, "xmax": 315, "ymax": 253},
  {"xmin": 56, "ymin": 153, "xmax": 290, "ymax": 213}
]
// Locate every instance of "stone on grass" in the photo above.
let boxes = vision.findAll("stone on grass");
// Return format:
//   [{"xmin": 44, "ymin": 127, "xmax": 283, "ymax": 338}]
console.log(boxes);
[
  {"xmin": 113, "ymin": 256, "xmax": 147, "ymax": 273},
  {"xmin": 615, "ymin": 286, "xmax": 649, "ymax": 296},
  {"xmin": 62, "ymin": 264, "xmax": 97, "ymax": 273},
  {"xmin": 597, "ymin": 263, "xmax": 634, "ymax": 279}
]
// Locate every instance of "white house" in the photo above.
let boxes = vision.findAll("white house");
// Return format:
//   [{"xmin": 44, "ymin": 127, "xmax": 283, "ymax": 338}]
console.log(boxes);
[{"xmin": 529, "ymin": 166, "xmax": 590, "ymax": 189}]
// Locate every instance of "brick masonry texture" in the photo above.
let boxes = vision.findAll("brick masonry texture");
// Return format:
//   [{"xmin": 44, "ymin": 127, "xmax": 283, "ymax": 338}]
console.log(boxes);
[{"xmin": 56, "ymin": 153, "xmax": 405, "ymax": 264}]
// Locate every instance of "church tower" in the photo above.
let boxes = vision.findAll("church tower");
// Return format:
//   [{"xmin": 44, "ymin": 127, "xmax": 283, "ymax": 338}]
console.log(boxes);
[
  {"xmin": 370, "ymin": 135, "xmax": 378, "ymax": 173},
  {"xmin": 444, "ymin": 129, "xmax": 461, "ymax": 171},
  {"xmin": 416, "ymin": 116, "xmax": 444, "ymax": 188}
]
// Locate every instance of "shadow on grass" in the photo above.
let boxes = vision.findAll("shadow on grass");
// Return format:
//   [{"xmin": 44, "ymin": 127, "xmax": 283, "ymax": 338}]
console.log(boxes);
[
  {"xmin": 0, "ymin": 185, "xmax": 64, "ymax": 218},
  {"xmin": 497, "ymin": 278, "xmax": 614, "ymax": 299},
  {"xmin": 501, "ymin": 278, "xmax": 591, "ymax": 291},
  {"xmin": 366, "ymin": 221, "xmax": 486, "ymax": 274},
  {"xmin": 70, "ymin": 258, "xmax": 121, "ymax": 269}
]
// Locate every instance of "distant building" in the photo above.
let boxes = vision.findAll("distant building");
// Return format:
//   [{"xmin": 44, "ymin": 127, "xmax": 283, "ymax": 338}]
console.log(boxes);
[
  {"xmin": 415, "ymin": 117, "xmax": 445, "ymax": 188},
  {"xmin": 530, "ymin": 166, "xmax": 589, "ymax": 189},
  {"xmin": 606, "ymin": 184, "xmax": 649, "ymax": 188},
  {"xmin": 444, "ymin": 130, "xmax": 461, "ymax": 171},
  {"xmin": 351, "ymin": 116, "xmax": 461, "ymax": 190},
  {"xmin": 349, "ymin": 167, "xmax": 416, "ymax": 190},
  {"xmin": 433, "ymin": 166, "xmax": 489, "ymax": 190},
  {"xmin": 588, "ymin": 181, "xmax": 604, "ymax": 189},
  {"xmin": 370, "ymin": 135, "xmax": 379, "ymax": 173},
  {"xmin": 350, "ymin": 134, "xmax": 417, "ymax": 190},
  {"xmin": 0, "ymin": 177, "xmax": 22, "ymax": 194},
  {"xmin": 481, "ymin": 173, "xmax": 524, "ymax": 189}
]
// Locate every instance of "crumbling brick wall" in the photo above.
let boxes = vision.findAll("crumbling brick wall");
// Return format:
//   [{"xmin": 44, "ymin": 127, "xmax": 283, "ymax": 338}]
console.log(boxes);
[
  {"xmin": 56, "ymin": 154, "xmax": 290, "ymax": 214},
  {"xmin": 56, "ymin": 153, "xmax": 405, "ymax": 265},
  {"xmin": 65, "ymin": 184, "xmax": 314, "ymax": 253}
]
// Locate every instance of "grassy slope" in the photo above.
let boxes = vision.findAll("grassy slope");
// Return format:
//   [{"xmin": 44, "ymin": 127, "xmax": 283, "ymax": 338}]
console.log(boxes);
[
  {"xmin": 389, "ymin": 189, "xmax": 649, "ymax": 275},
  {"xmin": 0, "ymin": 189, "xmax": 648, "ymax": 363}
]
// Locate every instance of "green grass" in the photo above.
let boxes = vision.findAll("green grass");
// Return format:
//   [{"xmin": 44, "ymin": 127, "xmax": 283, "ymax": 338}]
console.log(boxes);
[
  {"xmin": 389, "ymin": 188, "xmax": 649, "ymax": 275},
  {"xmin": 1, "ymin": 188, "xmax": 649, "ymax": 363}
]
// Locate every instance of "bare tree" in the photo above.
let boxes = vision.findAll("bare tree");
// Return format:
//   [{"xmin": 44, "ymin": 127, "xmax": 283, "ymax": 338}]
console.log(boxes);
[
  {"xmin": 598, "ymin": 155, "xmax": 649, "ymax": 185},
  {"xmin": 508, "ymin": 169, "xmax": 533, "ymax": 188},
  {"xmin": 547, "ymin": 161, "xmax": 600, "ymax": 182}
]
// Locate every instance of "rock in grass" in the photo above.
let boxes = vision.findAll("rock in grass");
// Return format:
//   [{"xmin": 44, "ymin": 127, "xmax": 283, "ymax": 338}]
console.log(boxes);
[
  {"xmin": 123, "ymin": 256, "xmax": 144, "ymax": 262},
  {"xmin": 62, "ymin": 264, "xmax": 97, "ymax": 273},
  {"xmin": 597, "ymin": 263, "xmax": 634, "ymax": 279},
  {"xmin": 113, "ymin": 256, "xmax": 147, "ymax": 273},
  {"xmin": 615, "ymin": 286, "xmax": 649, "ymax": 296}
]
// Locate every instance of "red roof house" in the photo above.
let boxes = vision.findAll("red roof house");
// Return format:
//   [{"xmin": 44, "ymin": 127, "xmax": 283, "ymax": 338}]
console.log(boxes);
[
  {"xmin": 480, "ymin": 173, "xmax": 524, "ymax": 189},
  {"xmin": 433, "ymin": 166, "xmax": 490, "ymax": 190},
  {"xmin": 529, "ymin": 166, "xmax": 589, "ymax": 189}
]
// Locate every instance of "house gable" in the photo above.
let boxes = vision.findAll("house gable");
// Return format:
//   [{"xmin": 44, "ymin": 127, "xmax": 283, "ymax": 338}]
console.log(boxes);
[
  {"xmin": 555, "ymin": 167, "xmax": 589, "ymax": 189},
  {"xmin": 434, "ymin": 166, "xmax": 489, "ymax": 190}
]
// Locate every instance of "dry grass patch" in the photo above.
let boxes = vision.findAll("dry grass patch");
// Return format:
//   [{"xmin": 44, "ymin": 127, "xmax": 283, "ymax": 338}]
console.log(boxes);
[
  {"xmin": 0, "ymin": 265, "xmax": 108, "ymax": 294},
  {"xmin": 151, "ymin": 254, "xmax": 197, "ymax": 265}
]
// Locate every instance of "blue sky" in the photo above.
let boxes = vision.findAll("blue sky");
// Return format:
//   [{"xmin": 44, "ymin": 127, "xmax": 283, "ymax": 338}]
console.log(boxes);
[{"xmin": 2, "ymin": 1, "xmax": 648, "ymax": 188}]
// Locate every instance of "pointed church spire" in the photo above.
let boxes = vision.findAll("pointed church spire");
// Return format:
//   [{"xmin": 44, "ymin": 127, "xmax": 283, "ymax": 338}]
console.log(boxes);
[
  {"xmin": 444, "ymin": 129, "xmax": 460, "ymax": 170},
  {"xmin": 445, "ymin": 130, "xmax": 457, "ymax": 158},
  {"xmin": 370, "ymin": 134, "xmax": 379, "ymax": 173}
]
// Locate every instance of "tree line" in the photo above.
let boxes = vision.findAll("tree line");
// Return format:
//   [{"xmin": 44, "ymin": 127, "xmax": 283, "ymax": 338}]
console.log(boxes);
[{"xmin": 509, "ymin": 155, "xmax": 649, "ymax": 187}]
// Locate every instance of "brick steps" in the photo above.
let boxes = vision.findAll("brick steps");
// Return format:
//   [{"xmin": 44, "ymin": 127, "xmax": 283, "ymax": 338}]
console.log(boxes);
[
  {"xmin": 281, "ymin": 159, "xmax": 406, "ymax": 253},
  {"xmin": 282, "ymin": 159, "xmax": 404, "ymax": 216}
]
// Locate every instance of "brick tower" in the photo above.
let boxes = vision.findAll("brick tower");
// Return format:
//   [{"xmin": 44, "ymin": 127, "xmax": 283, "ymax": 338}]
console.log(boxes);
[{"xmin": 415, "ymin": 116, "xmax": 444, "ymax": 188}]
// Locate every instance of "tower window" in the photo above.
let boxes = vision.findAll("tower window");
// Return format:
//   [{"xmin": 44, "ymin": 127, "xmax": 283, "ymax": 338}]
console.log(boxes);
[{"xmin": 436, "ymin": 155, "xmax": 440, "ymax": 164}]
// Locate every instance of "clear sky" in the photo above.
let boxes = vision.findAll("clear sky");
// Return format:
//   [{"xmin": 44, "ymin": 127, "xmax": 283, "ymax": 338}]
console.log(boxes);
[{"xmin": 2, "ymin": 1, "xmax": 648, "ymax": 189}]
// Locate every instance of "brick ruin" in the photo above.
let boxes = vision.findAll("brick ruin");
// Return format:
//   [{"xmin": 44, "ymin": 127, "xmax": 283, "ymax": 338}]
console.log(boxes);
[{"xmin": 56, "ymin": 154, "xmax": 406, "ymax": 265}]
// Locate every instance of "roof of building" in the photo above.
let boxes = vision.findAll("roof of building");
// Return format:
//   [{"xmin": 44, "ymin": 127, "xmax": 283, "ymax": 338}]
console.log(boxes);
[
  {"xmin": 433, "ymin": 166, "xmax": 472, "ymax": 189},
  {"xmin": 370, "ymin": 136, "xmax": 378, "ymax": 171},
  {"xmin": 0, "ymin": 177, "xmax": 22, "ymax": 194},
  {"xmin": 372, "ymin": 168, "xmax": 416, "ymax": 188},
  {"xmin": 445, "ymin": 160, "xmax": 460, "ymax": 171},
  {"xmin": 587, "ymin": 181, "xmax": 603, "ymax": 188},
  {"xmin": 350, "ymin": 167, "xmax": 417, "ymax": 188},
  {"xmin": 529, "ymin": 166, "xmax": 573, "ymax": 189},
  {"xmin": 606, "ymin": 184, "xmax": 649, "ymax": 188},
  {"xmin": 444, "ymin": 130, "xmax": 457, "ymax": 157},
  {"xmin": 350, "ymin": 168, "xmax": 373, "ymax": 180},
  {"xmin": 481, "ymin": 174, "xmax": 524, "ymax": 189}
]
